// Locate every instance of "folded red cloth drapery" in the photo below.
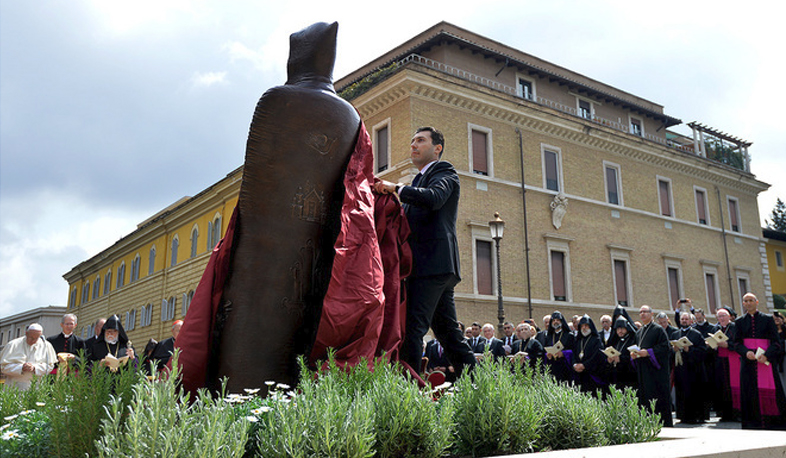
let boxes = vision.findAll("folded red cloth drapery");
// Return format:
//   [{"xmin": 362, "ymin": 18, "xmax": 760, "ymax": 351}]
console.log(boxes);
[{"xmin": 176, "ymin": 123, "xmax": 418, "ymax": 394}]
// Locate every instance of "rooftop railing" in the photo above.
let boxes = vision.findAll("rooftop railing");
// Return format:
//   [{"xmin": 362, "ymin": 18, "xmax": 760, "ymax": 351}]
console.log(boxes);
[{"xmin": 401, "ymin": 54, "xmax": 746, "ymax": 170}]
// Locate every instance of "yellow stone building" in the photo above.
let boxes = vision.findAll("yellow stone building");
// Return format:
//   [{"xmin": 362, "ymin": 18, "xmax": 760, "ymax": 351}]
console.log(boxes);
[
  {"xmin": 65, "ymin": 22, "xmax": 773, "ymax": 344},
  {"xmin": 763, "ymin": 229, "xmax": 786, "ymax": 300},
  {"xmin": 63, "ymin": 167, "xmax": 240, "ymax": 345}
]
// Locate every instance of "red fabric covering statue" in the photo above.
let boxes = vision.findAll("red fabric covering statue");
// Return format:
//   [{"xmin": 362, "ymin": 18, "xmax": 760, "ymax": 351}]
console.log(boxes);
[{"xmin": 175, "ymin": 124, "xmax": 416, "ymax": 395}]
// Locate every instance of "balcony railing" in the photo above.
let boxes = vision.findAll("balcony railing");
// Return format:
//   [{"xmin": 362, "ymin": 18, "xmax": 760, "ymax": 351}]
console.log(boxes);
[{"xmin": 400, "ymin": 54, "xmax": 743, "ymax": 169}]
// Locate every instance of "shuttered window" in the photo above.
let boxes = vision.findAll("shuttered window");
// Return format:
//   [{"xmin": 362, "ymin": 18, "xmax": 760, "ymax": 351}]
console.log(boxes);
[
  {"xmin": 376, "ymin": 126, "xmax": 388, "ymax": 173},
  {"xmin": 476, "ymin": 240, "xmax": 493, "ymax": 295},
  {"xmin": 472, "ymin": 130, "xmax": 488, "ymax": 175},
  {"xmin": 614, "ymin": 260, "xmax": 629, "ymax": 306},
  {"xmin": 696, "ymin": 189, "xmax": 708, "ymax": 224},
  {"xmin": 551, "ymin": 251, "xmax": 566, "ymax": 301},
  {"xmin": 659, "ymin": 180, "xmax": 672, "ymax": 216},
  {"xmin": 544, "ymin": 150, "xmax": 559, "ymax": 192}
]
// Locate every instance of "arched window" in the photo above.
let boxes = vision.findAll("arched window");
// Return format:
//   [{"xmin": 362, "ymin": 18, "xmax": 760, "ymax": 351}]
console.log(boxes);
[
  {"xmin": 116, "ymin": 263, "xmax": 126, "ymax": 289},
  {"xmin": 92, "ymin": 275, "xmax": 101, "ymax": 300},
  {"xmin": 171, "ymin": 236, "xmax": 179, "ymax": 267},
  {"xmin": 190, "ymin": 225, "xmax": 199, "ymax": 258},
  {"xmin": 81, "ymin": 280, "xmax": 90, "ymax": 304},
  {"xmin": 212, "ymin": 215, "xmax": 222, "ymax": 248},
  {"xmin": 148, "ymin": 246, "xmax": 156, "ymax": 275},
  {"xmin": 104, "ymin": 269, "xmax": 112, "ymax": 295},
  {"xmin": 130, "ymin": 254, "xmax": 141, "ymax": 282}
]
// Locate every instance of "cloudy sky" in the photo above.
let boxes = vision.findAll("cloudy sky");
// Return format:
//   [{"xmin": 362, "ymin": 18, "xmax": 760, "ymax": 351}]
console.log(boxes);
[{"xmin": 1, "ymin": 0, "xmax": 783, "ymax": 318}]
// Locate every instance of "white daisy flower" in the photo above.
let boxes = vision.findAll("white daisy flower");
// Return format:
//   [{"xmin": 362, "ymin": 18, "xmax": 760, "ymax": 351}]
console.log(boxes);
[{"xmin": 244, "ymin": 416, "xmax": 258, "ymax": 422}]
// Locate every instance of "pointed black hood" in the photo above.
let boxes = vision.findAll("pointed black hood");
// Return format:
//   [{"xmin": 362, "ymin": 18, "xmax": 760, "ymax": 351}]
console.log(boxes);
[
  {"xmin": 286, "ymin": 21, "xmax": 338, "ymax": 90},
  {"xmin": 577, "ymin": 314, "xmax": 598, "ymax": 338},
  {"xmin": 99, "ymin": 314, "xmax": 129, "ymax": 346},
  {"xmin": 547, "ymin": 311, "xmax": 570, "ymax": 337}
]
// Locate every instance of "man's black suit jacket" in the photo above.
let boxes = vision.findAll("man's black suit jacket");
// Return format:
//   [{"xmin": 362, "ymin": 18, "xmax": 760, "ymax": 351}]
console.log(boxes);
[
  {"xmin": 47, "ymin": 333, "xmax": 84, "ymax": 355},
  {"xmin": 399, "ymin": 160, "xmax": 460, "ymax": 279}
]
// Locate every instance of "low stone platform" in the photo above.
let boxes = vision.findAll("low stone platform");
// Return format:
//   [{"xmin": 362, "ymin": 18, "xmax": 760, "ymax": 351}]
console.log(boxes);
[{"xmin": 504, "ymin": 420, "xmax": 786, "ymax": 458}]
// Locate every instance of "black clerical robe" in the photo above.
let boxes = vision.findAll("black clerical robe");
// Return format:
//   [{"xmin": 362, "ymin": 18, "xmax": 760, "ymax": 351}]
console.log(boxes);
[
  {"xmin": 47, "ymin": 333, "xmax": 84, "ymax": 356},
  {"xmin": 150, "ymin": 337, "xmax": 175, "ymax": 372},
  {"xmin": 713, "ymin": 323, "xmax": 738, "ymax": 421},
  {"xmin": 635, "ymin": 322, "xmax": 672, "ymax": 427},
  {"xmin": 732, "ymin": 311, "xmax": 784, "ymax": 429},
  {"xmin": 673, "ymin": 327, "xmax": 707, "ymax": 424},
  {"xmin": 511, "ymin": 337, "xmax": 544, "ymax": 369},
  {"xmin": 573, "ymin": 333, "xmax": 604, "ymax": 395},
  {"xmin": 607, "ymin": 332, "xmax": 637, "ymax": 391},
  {"xmin": 88, "ymin": 340, "xmax": 137, "ymax": 368},
  {"xmin": 544, "ymin": 330, "xmax": 574, "ymax": 383}
]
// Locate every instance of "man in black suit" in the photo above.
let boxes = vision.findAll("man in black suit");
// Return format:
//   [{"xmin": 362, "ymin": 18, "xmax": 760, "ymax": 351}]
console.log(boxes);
[
  {"xmin": 375, "ymin": 126, "xmax": 475, "ymax": 377},
  {"xmin": 481, "ymin": 323, "xmax": 506, "ymax": 360}
]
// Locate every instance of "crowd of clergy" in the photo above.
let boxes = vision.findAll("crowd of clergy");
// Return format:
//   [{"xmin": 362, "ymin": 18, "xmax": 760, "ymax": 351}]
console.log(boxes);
[
  {"xmin": 424, "ymin": 293, "xmax": 786, "ymax": 430},
  {"xmin": 3, "ymin": 294, "xmax": 785, "ymax": 431},
  {"xmin": 0, "ymin": 313, "xmax": 181, "ymax": 390}
]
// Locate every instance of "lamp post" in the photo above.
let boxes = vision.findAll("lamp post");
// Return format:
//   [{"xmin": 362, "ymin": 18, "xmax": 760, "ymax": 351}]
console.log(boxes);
[{"xmin": 489, "ymin": 212, "xmax": 505, "ymax": 335}]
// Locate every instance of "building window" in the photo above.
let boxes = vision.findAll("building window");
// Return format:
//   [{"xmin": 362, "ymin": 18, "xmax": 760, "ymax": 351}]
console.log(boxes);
[
  {"xmin": 658, "ymin": 178, "xmax": 673, "ymax": 217},
  {"xmin": 543, "ymin": 147, "xmax": 561, "ymax": 192},
  {"xmin": 149, "ymin": 247, "xmax": 156, "ymax": 275},
  {"xmin": 737, "ymin": 274, "xmax": 750, "ymax": 306},
  {"xmin": 162, "ymin": 297, "xmax": 176, "ymax": 321},
  {"xmin": 140, "ymin": 303, "xmax": 153, "ymax": 327},
  {"xmin": 776, "ymin": 250, "xmax": 784, "ymax": 269},
  {"xmin": 190, "ymin": 226, "xmax": 199, "ymax": 258},
  {"xmin": 81, "ymin": 281, "xmax": 90, "ymax": 304},
  {"xmin": 664, "ymin": 257, "xmax": 684, "ymax": 309},
  {"xmin": 183, "ymin": 290, "xmax": 194, "ymax": 316},
  {"xmin": 469, "ymin": 125, "xmax": 492, "ymax": 176},
  {"xmin": 210, "ymin": 215, "xmax": 222, "ymax": 249},
  {"xmin": 578, "ymin": 99, "xmax": 593, "ymax": 119},
  {"xmin": 374, "ymin": 122, "xmax": 390, "ymax": 174},
  {"xmin": 104, "ymin": 269, "xmax": 112, "ymax": 295},
  {"xmin": 550, "ymin": 250, "xmax": 568, "ymax": 301},
  {"xmin": 604, "ymin": 162, "xmax": 622, "ymax": 205},
  {"xmin": 475, "ymin": 239, "xmax": 493, "ymax": 295},
  {"xmin": 69, "ymin": 288, "xmax": 77, "ymax": 308},
  {"xmin": 695, "ymin": 188, "xmax": 709, "ymax": 225},
  {"xmin": 116, "ymin": 263, "xmax": 126, "ymax": 289},
  {"xmin": 518, "ymin": 77, "xmax": 535, "ymax": 101},
  {"xmin": 613, "ymin": 260, "xmax": 630, "ymax": 306},
  {"xmin": 171, "ymin": 236, "xmax": 179, "ymax": 267},
  {"xmin": 705, "ymin": 271, "xmax": 719, "ymax": 314},
  {"xmin": 130, "ymin": 254, "xmax": 141, "ymax": 282},
  {"xmin": 125, "ymin": 310, "xmax": 136, "ymax": 331},
  {"xmin": 630, "ymin": 117, "xmax": 643, "ymax": 137},
  {"xmin": 92, "ymin": 276, "xmax": 101, "ymax": 300},
  {"xmin": 727, "ymin": 197, "xmax": 741, "ymax": 232}
]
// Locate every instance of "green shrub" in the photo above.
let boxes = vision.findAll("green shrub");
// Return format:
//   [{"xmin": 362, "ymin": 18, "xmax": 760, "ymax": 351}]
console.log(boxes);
[
  {"xmin": 530, "ymin": 373, "xmax": 607, "ymax": 451},
  {"xmin": 95, "ymin": 355, "xmax": 249, "ymax": 458},
  {"xmin": 601, "ymin": 387, "xmax": 662, "ymax": 445},
  {"xmin": 448, "ymin": 356, "xmax": 542, "ymax": 457}
]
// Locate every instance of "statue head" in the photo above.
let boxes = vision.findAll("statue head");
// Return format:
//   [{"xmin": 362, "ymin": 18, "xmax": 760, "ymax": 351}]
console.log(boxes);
[{"xmin": 286, "ymin": 22, "xmax": 338, "ymax": 89}]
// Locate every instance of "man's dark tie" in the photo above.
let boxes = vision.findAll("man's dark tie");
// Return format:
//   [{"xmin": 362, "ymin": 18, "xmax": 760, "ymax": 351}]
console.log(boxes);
[{"xmin": 412, "ymin": 172, "xmax": 422, "ymax": 187}]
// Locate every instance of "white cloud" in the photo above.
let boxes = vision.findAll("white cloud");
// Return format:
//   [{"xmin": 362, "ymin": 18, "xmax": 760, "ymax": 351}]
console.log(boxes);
[{"xmin": 191, "ymin": 71, "xmax": 228, "ymax": 88}]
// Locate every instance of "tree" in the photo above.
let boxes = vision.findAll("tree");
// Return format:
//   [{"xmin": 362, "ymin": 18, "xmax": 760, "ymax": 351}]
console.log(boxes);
[{"xmin": 766, "ymin": 198, "xmax": 786, "ymax": 233}]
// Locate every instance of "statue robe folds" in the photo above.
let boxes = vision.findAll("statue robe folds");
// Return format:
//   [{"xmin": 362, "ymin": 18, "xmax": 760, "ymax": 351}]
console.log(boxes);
[{"xmin": 175, "ymin": 22, "xmax": 412, "ymax": 394}]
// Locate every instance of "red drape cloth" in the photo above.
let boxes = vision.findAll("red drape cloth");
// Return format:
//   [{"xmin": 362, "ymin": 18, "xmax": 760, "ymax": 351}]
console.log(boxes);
[{"xmin": 176, "ymin": 122, "xmax": 416, "ymax": 394}]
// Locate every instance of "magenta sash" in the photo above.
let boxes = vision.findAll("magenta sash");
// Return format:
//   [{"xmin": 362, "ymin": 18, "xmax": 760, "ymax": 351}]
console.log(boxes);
[{"xmin": 738, "ymin": 338, "xmax": 779, "ymax": 416}]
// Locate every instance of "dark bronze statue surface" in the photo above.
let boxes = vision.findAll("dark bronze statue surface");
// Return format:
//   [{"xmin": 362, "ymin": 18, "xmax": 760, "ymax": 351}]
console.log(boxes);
[{"xmin": 211, "ymin": 22, "xmax": 360, "ymax": 391}]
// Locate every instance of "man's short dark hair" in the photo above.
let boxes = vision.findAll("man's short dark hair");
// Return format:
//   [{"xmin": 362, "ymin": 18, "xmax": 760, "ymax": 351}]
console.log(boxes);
[{"xmin": 416, "ymin": 126, "xmax": 445, "ymax": 157}]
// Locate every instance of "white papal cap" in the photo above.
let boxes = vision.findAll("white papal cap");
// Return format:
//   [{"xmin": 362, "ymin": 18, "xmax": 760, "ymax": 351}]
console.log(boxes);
[{"xmin": 27, "ymin": 323, "xmax": 44, "ymax": 332}]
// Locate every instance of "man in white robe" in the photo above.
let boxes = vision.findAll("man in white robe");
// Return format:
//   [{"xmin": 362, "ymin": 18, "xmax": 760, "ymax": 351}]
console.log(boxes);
[{"xmin": 0, "ymin": 323, "xmax": 57, "ymax": 390}]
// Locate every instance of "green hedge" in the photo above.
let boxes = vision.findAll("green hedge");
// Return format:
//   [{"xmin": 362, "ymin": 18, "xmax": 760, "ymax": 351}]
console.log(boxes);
[{"xmin": 1, "ymin": 352, "xmax": 662, "ymax": 458}]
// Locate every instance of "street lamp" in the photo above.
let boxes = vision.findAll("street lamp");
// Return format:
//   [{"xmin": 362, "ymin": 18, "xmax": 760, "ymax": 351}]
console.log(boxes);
[{"xmin": 489, "ymin": 212, "xmax": 505, "ymax": 335}]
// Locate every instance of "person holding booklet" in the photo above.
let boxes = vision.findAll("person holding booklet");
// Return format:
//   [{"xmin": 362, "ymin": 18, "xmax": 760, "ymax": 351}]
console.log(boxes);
[
  {"xmin": 672, "ymin": 311, "xmax": 708, "ymax": 424},
  {"xmin": 605, "ymin": 316, "xmax": 637, "ymax": 391},
  {"xmin": 87, "ymin": 314, "xmax": 137, "ymax": 372},
  {"xmin": 731, "ymin": 293, "xmax": 785, "ymax": 429},
  {"xmin": 631, "ymin": 305, "xmax": 673, "ymax": 427}
]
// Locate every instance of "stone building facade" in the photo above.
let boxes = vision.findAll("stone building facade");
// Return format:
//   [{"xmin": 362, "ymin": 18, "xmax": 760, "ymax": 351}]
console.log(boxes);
[{"xmin": 63, "ymin": 22, "xmax": 771, "ymax": 344}]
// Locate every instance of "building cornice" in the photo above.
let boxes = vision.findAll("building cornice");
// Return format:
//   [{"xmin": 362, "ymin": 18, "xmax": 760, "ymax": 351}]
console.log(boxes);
[{"xmin": 354, "ymin": 69, "xmax": 768, "ymax": 196}]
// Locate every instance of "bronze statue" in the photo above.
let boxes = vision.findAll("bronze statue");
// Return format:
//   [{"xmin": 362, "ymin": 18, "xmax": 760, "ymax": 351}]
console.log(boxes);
[{"xmin": 209, "ymin": 22, "xmax": 361, "ymax": 391}]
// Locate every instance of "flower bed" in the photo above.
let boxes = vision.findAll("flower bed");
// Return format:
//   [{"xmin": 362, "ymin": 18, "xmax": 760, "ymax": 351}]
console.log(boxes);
[{"xmin": 1, "ymin": 353, "xmax": 661, "ymax": 458}]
